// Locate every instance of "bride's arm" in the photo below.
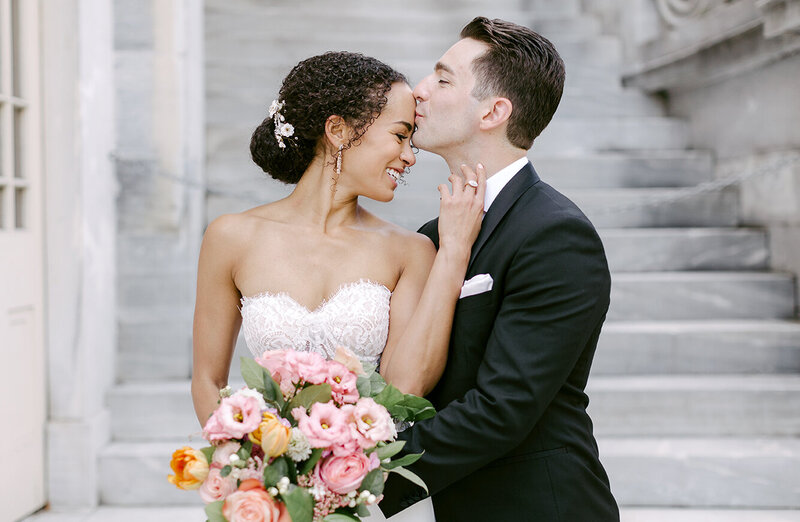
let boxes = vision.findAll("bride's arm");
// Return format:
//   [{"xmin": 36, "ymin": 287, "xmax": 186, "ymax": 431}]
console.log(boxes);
[
  {"xmin": 191, "ymin": 215, "xmax": 244, "ymax": 426},
  {"xmin": 380, "ymin": 165, "xmax": 486, "ymax": 396}
]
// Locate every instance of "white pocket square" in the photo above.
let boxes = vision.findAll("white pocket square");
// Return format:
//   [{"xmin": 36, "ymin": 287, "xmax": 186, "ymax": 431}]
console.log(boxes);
[{"xmin": 459, "ymin": 273, "xmax": 494, "ymax": 299}]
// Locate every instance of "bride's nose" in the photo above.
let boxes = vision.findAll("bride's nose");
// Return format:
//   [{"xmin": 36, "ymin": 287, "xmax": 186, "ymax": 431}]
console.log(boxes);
[{"xmin": 401, "ymin": 143, "xmax": 416, "ymax": 167}]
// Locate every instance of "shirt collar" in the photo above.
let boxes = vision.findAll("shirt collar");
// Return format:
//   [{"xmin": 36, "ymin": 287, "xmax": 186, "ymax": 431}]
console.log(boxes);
[{"xmin": 484, "ymin": 157, "xmax": 530, "ymax": 211}]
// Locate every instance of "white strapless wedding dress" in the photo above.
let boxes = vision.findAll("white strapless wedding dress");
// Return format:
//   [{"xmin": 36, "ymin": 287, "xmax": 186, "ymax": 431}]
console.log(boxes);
[{"xmin": 240, "ymin": 279, "xmax": 436, "ymax": 522}]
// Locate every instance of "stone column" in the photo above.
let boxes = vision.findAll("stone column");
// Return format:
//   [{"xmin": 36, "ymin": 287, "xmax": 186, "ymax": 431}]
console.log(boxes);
[
  {"xmin": 114, "ymin": 0, "xmax": 205, "ymax": 383},
  {"xmin": 41, "ymin": 0, "xmax": 116, "ymax": 508}
]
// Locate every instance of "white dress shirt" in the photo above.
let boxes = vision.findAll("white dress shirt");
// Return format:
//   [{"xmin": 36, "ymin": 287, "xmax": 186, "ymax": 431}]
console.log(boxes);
[{"xmin": 484, "ymin": 157, "xmax": 530, "ymax": 211}]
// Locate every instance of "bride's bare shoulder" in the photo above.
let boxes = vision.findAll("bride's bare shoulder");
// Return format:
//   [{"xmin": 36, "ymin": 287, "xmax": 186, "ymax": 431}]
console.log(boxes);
[
  {"xmin": 202, "ymin": 203, "xmax": 283, "ymax": 250},
  {"xmin": 363, "ymin": 210, "xmax": 435, "ymax": 258}
]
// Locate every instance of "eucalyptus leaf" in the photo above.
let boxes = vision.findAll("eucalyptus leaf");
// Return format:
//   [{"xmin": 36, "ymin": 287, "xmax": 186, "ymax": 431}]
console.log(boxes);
[
  {"xmin": 358, "ymin": 468, "xmax": 384, "ymax": 496},
  {"xmin": 356, "ymin": 504, "xmax": 371, "ymax": 517},
  {"xmin": 356, "ymin": 371, "xmax": 386, "ymax": 397},
  {"xmin": 220, "ymin": 465, "xmax": 232, "ymax": 478},
  {"xmin": 263, "ymin": 457, "xmax": 289, "ymax": 487},
  {"xmin": 282, "ymin": 486, "xmax": 314, "ymax": 522},
  {"xmin": 288, "ymin": 383, "xmax": 332, "ymax": 412},
  {"xmin": 240, "ymin": 356, "xmax": 284, "ymax": 407},
  {"xmin": 389, "ymin": 466, "xmax": 429, "ymax": 494},
  {"xmin": 199, "ymin": 446, "xmax": 215, "ymax": 464},
  {"xmin": 373, "ymin": 384, "xmax": 404, "ymax": 411},
  {"xmin": 381, "ymin": 451, "xmax": 422, "ymax": 470},
  {"xmin": 204, "ymin": 500, "xmax": 225, "ymax": 522},
  {"xmin": 298, "ymin": 448, "xmax": 323, "ymax": 475},
  {"xmin": 375, "ymin": 440, "xmax": 405, "ymax": 460}
]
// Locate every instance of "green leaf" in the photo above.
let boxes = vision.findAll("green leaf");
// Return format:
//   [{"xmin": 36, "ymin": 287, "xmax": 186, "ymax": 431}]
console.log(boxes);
[
  {"xmin": 381, "ymin": 451, "xmax": 423, "ymax": 470},
  {"xmin": 388, "ymin": 466, "xmax": 429, "ymax": 494},
  {"xmin": 397, "ymin": 395, "xmax": 436, "ymax": 421},
  {"xmin": 237, "ymin": 440, "xmax": 253, "ymax": 462},
  {"xmin": 204, "ymin": 500, "xmax": 225, "ymax": 522},
  {"xmin": 283, "ymin": 455, "xmax": 297, "ymax": 483},
  {"xmin": 373, "ymin": 384, "xmax": 404, "ymax": 412},
  {"xmin": 199, "ymin": 446, "xmax": 215, "ymax": 464},
  {"xmin": 356, "ymin": 371, "xmax": 386, "ymax": 398},
  {"xmin": 263, "ymin": 457, "xmax": 289, "ymax": 487},
  {"xmin": 288, "ymin": 383, "xmax": 332, "ymax": 412},
  {"xmin": 375, "ymin": 440, "xmax": 405, "ymax": 460},
  {"xmin": 323, "ymin": 514, "xmax": 360, "ymax": 522},
  {"xmin": 240, "ymin": 356, "xmax": 285, "ymax": 407},
  {"xmin": 355, "ymin": 503, "xmax": 371, "ymax": 517},
  {"xmin": 298, "ymin": 448, "xmax": 323, "ymax": 475},
  {"xmin": 220, "ymin": 465, "xmax": 232, "ymax": 478},
  {"xmin": 358, "ymin": 468, "xmax": 384, "ymax": 496},
  {"xmin": 282, "ymin": 486, "xmax": 314, "ymax": 522}
]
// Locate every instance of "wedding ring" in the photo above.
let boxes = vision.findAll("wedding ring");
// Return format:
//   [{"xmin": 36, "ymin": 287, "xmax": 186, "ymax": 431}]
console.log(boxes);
[{"xmin": 466, "ymin": 180, "xmax": 478, "ymax": 189}]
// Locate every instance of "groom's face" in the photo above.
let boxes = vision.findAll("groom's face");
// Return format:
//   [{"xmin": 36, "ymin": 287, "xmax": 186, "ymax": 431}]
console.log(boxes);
[{"xmin": 412, "ymin": 38, "xmax": 488, "ymax": 154}]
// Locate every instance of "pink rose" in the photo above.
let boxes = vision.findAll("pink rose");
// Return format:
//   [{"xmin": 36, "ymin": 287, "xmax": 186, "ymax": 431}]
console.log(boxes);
[
  {"xmin": 212, "ymin": 441, "xmax": 241, "ymax": 466},
  {"xmin": 325, "ymin": 361, "xmax": 359, "ymax": 405},
  {"xmin": 287, "ymin": 351, "xmax": 328, "ymax": 385},
  {"xmin": 351, "ymin": 398, "xmax": 396, "ymax": 447},
  {"xmin": 316, "ymin": 451, "xmax": 379, "ymax": 494},
  {"xmin": 222, "ymin": 479, "xmax": 290, "ymax": 522},
  {"xmin": 199, "ymin": 466, "xmax": 237, "ymax": 503},
  {"xmin": 256, "ymin": 350, "xmax": 299, "ymax": 397},
  {"xmin": 293, "ymin": 402, "xmax": 351, "ymax": 450},
  {"xmin": 203, "ymin": 394, "xmax": 263, "ymax": 441},
  {"xmin": 334, "ymin": 346, "xmax": 367, "ymax": 376}
]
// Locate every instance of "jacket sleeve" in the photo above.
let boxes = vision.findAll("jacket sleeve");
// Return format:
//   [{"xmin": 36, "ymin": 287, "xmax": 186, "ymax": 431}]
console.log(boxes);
[{"xmin": 380, "ymin": 215, "xmax": 610, "ymax": 516}]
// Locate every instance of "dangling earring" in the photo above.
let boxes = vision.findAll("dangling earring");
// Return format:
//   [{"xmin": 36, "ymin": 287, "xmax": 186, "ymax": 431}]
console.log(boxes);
[{"xmin": 332, "ymin": 144, "xmax": 343, "ymax": 191}]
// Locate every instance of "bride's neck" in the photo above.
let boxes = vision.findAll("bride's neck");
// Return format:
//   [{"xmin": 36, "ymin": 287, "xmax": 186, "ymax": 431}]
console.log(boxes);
[{"xmin": 284, "ymin": 156, "xmax": 359, "ymax": 230}]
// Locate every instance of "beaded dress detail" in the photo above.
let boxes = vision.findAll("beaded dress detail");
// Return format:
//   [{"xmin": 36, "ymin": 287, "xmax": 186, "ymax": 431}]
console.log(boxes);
[{"xmin": 239, "ymin": 279, "xmax": 391, "ymax": 367}]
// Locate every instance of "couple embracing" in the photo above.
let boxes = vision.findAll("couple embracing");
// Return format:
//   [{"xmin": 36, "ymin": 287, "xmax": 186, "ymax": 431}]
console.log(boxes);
[{"xmin": 192, "ymin": 17, "xmax": 619, "ymax": 522}]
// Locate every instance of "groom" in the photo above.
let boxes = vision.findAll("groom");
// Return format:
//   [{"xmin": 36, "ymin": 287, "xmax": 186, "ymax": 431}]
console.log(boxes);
[{"xmin": 380, "ymin": 17, "xmax": 619, "ymax": 521}]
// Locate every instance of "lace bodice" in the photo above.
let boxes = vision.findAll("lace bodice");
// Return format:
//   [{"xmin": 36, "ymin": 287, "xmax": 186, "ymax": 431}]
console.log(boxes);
[{"xmin": 240, "ymin": 279, "xmax": 391, "ymax": 366}]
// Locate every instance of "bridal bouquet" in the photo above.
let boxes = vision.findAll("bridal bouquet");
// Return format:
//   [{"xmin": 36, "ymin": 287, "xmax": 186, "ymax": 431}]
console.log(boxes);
[{"xmin": 168, "ymin": 347, "xmax": 434, "ymax": 522}]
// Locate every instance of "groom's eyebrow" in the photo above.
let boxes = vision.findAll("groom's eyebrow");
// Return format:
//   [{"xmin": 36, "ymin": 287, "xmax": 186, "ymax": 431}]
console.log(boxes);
[
  {"xmin": 394, "ymin": 121, "xmax": 413, "ymax": 132},
  {"xmin": 434, "ymin": 61, "xmax": 454, "ymax": 75}
]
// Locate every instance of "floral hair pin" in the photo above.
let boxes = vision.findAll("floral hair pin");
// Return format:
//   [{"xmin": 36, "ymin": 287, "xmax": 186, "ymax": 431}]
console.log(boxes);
[{"xmin": 269, "ymin": 99, "xmax": 296, "ymax": 149}]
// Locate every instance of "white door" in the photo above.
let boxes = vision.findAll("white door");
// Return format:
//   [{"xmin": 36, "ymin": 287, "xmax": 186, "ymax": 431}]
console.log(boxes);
[{"xmin": 0, "ymin": 0, "xmax": 45, "ymax": 519}]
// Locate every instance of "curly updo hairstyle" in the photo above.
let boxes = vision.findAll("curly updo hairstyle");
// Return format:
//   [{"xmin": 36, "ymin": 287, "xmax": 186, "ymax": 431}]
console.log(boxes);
[{"xmin": 250, "ymin": 52, "xmax": 408, "ymax": 184}]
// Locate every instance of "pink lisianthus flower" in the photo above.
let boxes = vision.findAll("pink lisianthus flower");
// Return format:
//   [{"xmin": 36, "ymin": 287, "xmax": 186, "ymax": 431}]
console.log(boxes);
[
  {"xmin": 255, "ymin": 349, "xmax": 299, "ymax": 397},
  {"xmin": 292, "ymin": 402, "xmax": 352, "ymax": 450},
  {"xmin": 199, "ymin": 466, "xmax": 237, "ymax": 503},
  {"xmin": 334, "ymin": 346, "xmax": 367, "ymax": 376},
  {"xmin": 287, "ymin": 350, "xmax": 328, "ymax": 385},
  {"xmin": 325, "ymin": 361, "xmax": 359, "ymax": 405},
  {"xmin": 212, "ymin": 441, "xmax": 241, "ymax": 466},
  {"xmin": 316, "ymin": 451, "xmax": 380, "ymax": 495},
  {"xmin": 203, "ymin": 394, "xmax": 263, "ymax": 441},
  {"xmin": 351, "ymin": 397, "xmax": 397, "ymax": 447}
]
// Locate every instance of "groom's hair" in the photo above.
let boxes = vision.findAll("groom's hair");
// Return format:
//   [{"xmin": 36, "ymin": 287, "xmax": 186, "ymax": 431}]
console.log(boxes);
[{"xmin": 460, "ymin": 17, "xmax": 565, "ymax": 150}]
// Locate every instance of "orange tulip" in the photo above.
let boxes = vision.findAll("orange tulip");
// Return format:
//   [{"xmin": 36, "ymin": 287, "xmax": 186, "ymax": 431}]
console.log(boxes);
[
  {"xmin": 167, "ymin": 446, "xmax": 209, "ymax": 490},
  {"xmin": 249, "ymin": 412, "xmax": 291, "ymax": 457}
]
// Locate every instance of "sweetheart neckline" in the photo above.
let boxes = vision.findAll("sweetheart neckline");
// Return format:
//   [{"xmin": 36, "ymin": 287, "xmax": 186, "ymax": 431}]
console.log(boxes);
[{"xmin": 240, "ymin": 278, "xmax": 391, "ymax": 314}]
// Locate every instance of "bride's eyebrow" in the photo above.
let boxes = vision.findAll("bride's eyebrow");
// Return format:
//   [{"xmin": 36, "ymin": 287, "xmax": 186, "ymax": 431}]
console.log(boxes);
[{"xmin": 393, "ymin": 121, "xmax": 413, "ymax": 132}]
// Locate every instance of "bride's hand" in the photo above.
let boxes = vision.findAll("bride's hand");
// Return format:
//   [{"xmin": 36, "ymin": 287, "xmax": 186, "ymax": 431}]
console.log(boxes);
[{"xmin": 437, "ymin": 163, "xmax": 487, "ymax": 259}]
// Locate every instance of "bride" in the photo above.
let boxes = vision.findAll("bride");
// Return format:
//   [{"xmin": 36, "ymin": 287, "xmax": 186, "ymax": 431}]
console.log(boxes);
[{"xmin": 191, "ymin": 51, "xmax": 485, "ymax": 520}]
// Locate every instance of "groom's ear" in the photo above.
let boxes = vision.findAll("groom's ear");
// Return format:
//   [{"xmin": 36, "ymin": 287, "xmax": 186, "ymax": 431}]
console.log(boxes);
[
  {"xmin": 324, "ymin": 115, "xmax": 350, "ymax": 147},
  {"xmin": 478, "ymin": 97, "xmax": 513, "ymax": 131}
]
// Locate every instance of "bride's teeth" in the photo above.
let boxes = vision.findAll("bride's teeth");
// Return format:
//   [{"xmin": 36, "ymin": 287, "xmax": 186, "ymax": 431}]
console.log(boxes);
[{"xmin": 386, "ymin": 168, "xmax": 399, "ymax": 181}]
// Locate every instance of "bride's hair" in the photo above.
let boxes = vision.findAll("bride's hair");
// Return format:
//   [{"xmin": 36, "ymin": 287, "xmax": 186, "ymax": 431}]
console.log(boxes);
[{"xmin": 250, "ymin": 51, "xmax": 407, "ymax": 184}]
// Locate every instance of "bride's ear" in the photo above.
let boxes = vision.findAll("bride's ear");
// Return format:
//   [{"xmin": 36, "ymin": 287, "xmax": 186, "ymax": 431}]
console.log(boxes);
[
  {"xmin": 479, "ymin": 97, "xmax": 513, "ymax": 131},
  {"xmin": 324, "ymin": 115, "xmax": 349, "ymax": 149}
]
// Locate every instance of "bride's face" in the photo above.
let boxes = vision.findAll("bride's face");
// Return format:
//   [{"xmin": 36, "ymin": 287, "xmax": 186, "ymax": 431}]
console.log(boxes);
[{"xmin": 339, "ymin": 82, "xmax": 416, "ymax": 202}]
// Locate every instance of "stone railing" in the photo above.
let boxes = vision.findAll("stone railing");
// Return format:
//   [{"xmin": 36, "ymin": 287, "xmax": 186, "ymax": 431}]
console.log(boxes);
[{"xmin": 621, "ymin": 0, "xmax": 800, "ymax": 89}]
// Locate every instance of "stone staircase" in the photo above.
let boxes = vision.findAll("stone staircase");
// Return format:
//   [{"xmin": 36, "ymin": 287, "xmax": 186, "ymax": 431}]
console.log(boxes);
[{"xmin": 97, "ymin": 0, "xmax": 800, "ymax": 518}]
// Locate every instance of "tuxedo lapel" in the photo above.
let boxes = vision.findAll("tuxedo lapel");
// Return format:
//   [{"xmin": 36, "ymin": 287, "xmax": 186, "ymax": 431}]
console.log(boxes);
[{"xmin": 468, "ymin": 163, "xmax": 539, "ymax": 269}]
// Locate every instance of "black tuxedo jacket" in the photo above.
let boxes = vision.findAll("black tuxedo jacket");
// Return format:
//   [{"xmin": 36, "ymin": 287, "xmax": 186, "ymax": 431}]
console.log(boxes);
[{"xmin": 380, "ymin": 163, "xmax": 619, "ymax": 521}]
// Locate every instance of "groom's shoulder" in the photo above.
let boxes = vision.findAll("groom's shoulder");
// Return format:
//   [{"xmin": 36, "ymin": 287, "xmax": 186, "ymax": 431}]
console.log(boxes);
[
  {"xmin": 520, "ymin": 177, "xmax": 597, "ymax": 230},
  {"xmin": 417, "ymin": 218, "xmax": 439, "ymax": 248}
]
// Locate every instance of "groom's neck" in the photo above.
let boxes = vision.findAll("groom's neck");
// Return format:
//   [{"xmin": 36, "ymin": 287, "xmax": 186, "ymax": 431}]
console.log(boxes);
[{"xmin": 441, "ymin": 143, "xmax": 528, "ymax": 180}]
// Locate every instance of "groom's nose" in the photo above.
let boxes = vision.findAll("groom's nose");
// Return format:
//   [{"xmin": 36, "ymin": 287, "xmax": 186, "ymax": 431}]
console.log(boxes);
[{"xmin": 412, "ymin": 76, "xmax": 430, "ymax": 101}]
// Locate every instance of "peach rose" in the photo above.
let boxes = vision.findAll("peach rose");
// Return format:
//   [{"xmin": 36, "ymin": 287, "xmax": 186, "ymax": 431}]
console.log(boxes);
[
  {"xmin": 167, "ymin": 446, "xmax": 209, "ymax": 490},
  {"xmin": 222, "ymin": 479, "xmax": 290, "ymax": 522},
  {"xmin": 249, "ymin": 412, "xmax": 291, "ymax": 457},
  {"xmin": 316, "ymin": 451, "xmax": 378, "ymax": 494},
  {"xmin": 199, "ymin": 466, "xmax": 237, "ymax": 502}
]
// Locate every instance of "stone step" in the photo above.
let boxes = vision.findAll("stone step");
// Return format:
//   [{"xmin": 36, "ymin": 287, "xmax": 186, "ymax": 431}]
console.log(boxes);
[
  {"xmin": 21, "ymin": 507, "xmax": 800, "ymax": 521},
  {"xmin": 531, "ymin": 152, "xmax": 713, "ymax": 189},
  {"xmin": 358, "ymin": 186, "xmax": 740, "ymax": 231},
  {"xmin": 97, "ymin": 437, "xmax": 800, "ymax": 507},
  {"xmin": 594, "ymin": 320, "xmax": 800, "ymax": 375},
  {"xmin": 599, "ymin": 228, "xmax": 768, "ymax": 272},
  {"xmin": 204, "ymin": 36, "xmax": 623, "ymax": 71},
  {"xmin": 608, "ymin": 272, "xmax": 796, "ymax": 321},
  {"xmin": 587, "ymin": 375, "xmax": 800, "ymax": 436},
  {"xmin": 601, "ymin": 437, "xmax": 800, "ymax": 508}
]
